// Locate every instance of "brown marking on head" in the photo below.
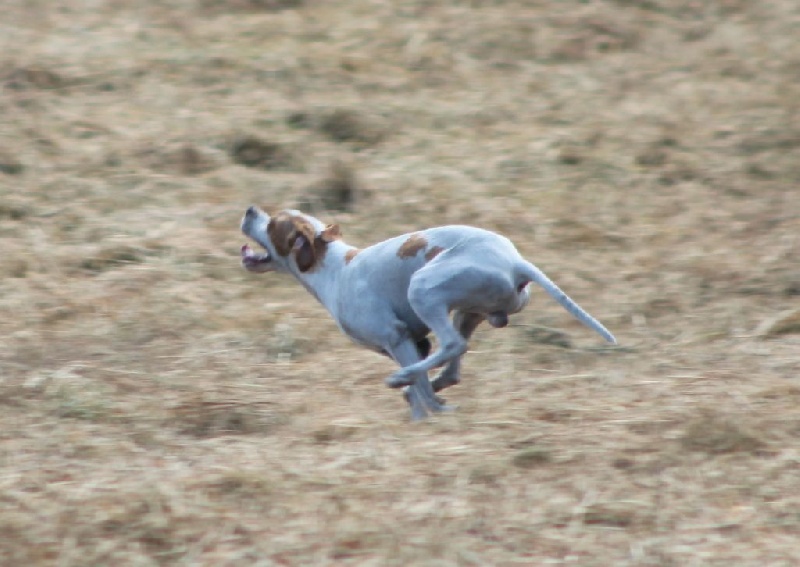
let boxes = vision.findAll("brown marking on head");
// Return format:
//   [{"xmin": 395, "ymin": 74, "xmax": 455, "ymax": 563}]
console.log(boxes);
[
  {"xmin": 267, "ymin": 212, "xmax": 314, "ymax": 256},
  {"xmin": 425, "ymin": 245, "xmax": 445, "ymax": 262},
  {"xmin": 397, "ymin": 233, "xmax": 428, "ymax": 259},
  {"xmin": 344, "ymin": 248, "xmax": 360, "ymax": 265},
  {"xmin": 266, "ymin": 212, "xmax": 335, "ymax": 273}
]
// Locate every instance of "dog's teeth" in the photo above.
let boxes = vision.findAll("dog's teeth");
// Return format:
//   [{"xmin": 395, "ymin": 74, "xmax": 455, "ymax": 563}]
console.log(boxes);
[{"xmin": 241, "ymin": 244, "xmax": 270, "ymax": 264}]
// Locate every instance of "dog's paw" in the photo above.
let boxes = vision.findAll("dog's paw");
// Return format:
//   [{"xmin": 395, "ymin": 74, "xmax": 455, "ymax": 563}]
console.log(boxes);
[{"xmin": 403, "ymin": 386, "xmax": 446, "ymax": 406}]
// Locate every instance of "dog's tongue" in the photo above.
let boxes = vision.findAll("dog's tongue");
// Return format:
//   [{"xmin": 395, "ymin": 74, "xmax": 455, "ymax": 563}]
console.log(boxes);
[{"xmin": 241, "ymin": 244, "xmax": 271, "ymax": 264}]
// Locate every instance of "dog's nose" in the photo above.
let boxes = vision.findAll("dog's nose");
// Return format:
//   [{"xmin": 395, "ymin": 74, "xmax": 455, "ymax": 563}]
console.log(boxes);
[{"xmin": 241, "ymin": 205, "xmax": 260, "ymax": 234}]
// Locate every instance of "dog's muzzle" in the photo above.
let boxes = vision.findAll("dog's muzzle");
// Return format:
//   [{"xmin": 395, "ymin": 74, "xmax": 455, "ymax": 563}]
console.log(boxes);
[
  {"xmin": 241, "ymin": 205, "xmax": 261, "ymax": 235},
  {"xmin": 240, "ymin": 206, "xmax": 275, "ymax": 272}
]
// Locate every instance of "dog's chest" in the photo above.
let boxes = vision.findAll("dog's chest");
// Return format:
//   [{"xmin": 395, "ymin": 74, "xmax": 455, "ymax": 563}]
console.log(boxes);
[{"xmin": 333, "ymin": 263, "xmax": 430, "ymax": 349}]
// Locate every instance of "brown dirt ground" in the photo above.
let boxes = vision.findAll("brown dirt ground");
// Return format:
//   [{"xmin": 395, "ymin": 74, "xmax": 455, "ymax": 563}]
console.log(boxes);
[{"xmin": 1, "ymin": 1, "xmax": 799, "ymax": 565}]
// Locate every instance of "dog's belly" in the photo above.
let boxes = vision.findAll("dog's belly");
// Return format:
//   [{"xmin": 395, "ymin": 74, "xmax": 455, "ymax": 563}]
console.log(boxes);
[{"xmin": 336, "ymin": 300, "xmax": 430, "ymax": 353}]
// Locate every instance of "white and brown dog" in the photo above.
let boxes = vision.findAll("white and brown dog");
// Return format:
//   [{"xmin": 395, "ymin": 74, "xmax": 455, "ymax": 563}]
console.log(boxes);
[{"xmin": 241, "ymin": 206, "xmax": 616, "ymax": 420}]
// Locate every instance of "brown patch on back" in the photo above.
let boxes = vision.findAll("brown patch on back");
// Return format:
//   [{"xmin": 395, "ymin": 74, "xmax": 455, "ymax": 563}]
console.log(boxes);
[
  {"xmin": 397, "ymin": 233, "xmax": 428, "ymax": 259},
  {"xmin": 425, "ymin": 245, "xmax": 445, "ymax": 262},
  {"xmin": 344, "ymin": 248, "xmax": 360, "ymax": 265}
]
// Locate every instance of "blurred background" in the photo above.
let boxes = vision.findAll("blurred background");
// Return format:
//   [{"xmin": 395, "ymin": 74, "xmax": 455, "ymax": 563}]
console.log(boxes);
[{"xmin": 1, "ymin": 1, "xmax": 798, "ymax": 564}]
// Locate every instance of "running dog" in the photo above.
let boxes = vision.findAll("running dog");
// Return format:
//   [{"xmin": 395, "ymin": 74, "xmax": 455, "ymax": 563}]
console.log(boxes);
[{"xmin": 241, "ymin": 206, "xmax": 616, "ymax": 420}]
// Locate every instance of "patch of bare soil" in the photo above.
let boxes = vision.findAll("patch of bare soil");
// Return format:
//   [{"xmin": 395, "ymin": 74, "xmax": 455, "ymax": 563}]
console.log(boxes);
[{"xmin": 1, "ymin": 1, "xmax": 798, "ymax": 565}]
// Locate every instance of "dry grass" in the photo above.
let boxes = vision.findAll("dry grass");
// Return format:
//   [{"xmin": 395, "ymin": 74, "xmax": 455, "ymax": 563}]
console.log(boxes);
[
  {"xmin": 1, "ymin": 0, "xmax": 799, "ymax": 565},
  {"xmin": 300, "ymin": 159, "xmax": 365, "ymax": 212}
]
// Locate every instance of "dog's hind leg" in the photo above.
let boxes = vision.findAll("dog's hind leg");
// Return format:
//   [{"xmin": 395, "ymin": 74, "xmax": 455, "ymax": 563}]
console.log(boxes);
[
  {"xmin": 386, "ymin": 267, "xmax": 492, "ymax": 388},
  {"xmin": 431, "ymin": 311, "xmax": 484, "ymax": 393},
  {"xmin": 385, "ymin": 303, "xmax": 466, "ymax": 389}
]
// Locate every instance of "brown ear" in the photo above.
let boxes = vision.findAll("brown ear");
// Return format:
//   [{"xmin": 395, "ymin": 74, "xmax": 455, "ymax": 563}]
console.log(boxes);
[
  {"xmin": 292, "ymin": 234, "xmax": 316, "ymax": 272},
  {"xmin": 320, "ymin": 224, "xmax": 342, "ymax": 242}
]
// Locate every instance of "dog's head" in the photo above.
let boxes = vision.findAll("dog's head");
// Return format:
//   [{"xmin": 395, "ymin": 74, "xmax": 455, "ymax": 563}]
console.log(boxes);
[{"xmin": 241, "ymin": 206, "xmax": 341, "ymax": 274}]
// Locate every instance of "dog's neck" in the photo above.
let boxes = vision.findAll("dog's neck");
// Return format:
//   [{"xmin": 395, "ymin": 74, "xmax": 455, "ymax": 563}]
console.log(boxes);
[{"xmin": 288, "ymin": 240, "xmax": 353, "ymax": 317}]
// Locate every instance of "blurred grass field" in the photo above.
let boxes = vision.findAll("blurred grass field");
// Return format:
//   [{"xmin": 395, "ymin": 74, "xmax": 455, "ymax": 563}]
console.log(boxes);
[{"xmin": 1, "ymin": 1, "xmax": 799, "ymax": 565}]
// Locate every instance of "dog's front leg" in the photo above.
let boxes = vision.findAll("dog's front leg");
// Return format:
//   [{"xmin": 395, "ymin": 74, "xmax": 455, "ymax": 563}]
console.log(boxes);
[{"xmin": 385, "ymin": 339, "xmax": 453, "ymax": 421}]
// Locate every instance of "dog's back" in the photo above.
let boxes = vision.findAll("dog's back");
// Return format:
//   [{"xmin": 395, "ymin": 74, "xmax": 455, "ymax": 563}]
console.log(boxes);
[
  {"xmin": 343, "ymin": 224, "xmax": 520, "ymax": 290},
  {"xmin": 336, "ymin": 226, "xmax": 525, "ymax": 339}
]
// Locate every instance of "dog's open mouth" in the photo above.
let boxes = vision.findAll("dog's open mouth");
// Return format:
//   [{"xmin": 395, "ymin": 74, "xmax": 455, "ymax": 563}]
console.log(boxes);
[{"xmin": 241, "ymin": 244, "xmax": 272, "ymax": 272}]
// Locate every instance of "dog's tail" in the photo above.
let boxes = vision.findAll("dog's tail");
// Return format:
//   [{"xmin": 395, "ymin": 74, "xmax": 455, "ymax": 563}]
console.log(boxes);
[{"xmin": 518, "ymin": 262, "xmax": 617, "ymax": 344}]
